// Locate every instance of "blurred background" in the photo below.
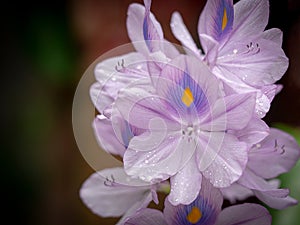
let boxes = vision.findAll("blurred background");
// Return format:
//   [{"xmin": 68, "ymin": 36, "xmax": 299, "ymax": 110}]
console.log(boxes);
[{"xmin": 1, "ymin": 0, "xmax": 299, "ymax": 224}]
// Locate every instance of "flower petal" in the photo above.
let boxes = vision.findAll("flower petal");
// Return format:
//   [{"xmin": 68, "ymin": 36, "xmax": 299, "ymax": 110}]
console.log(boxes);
[
  {"xmin": 168, "ymin": 156, "xmax": 202, "ymax": 205},
  {"xmin": 164, "ymin": 177, "xmax": 222, "ymax": 225},
  {"xmin": 233, "ymin": 117, "xmax": 269, "ymax": 146},
  {"xmin": 114, "ymin": 78, "xmax": 180, "ymax": 131},
  {"xmin": 127, "ymin": 3, "xmax": 163, "ymax": 54},
  {"xmin": 217, "ymin": 37, "xmax": 289, "ymax": 86},
  {"xmin": 231, "ymin": 0, "xmax": 269, "ymax": 39},
  {"xmin": 201, "ymin": 133, "xmax": 248, "ymax": 187},
  {"xmin": 221, "ymin": 183, "xmax": 253, "ymax": 204},
  {"xmin": 92, "ymin": 115, "xmax": 126, "ymax": 157},
  {"xmin": 254, "ymin": 189, "xmax": 298, "ymax": 210},
  {"xmin": 80, "ymin": 168, "xmax": 152, "ymax": 218},
  {"xmin": 248, "ymin": 128, "xmax": 300, "ymax": 179},
  {"xmin": 216, "ymin": 203, "xmax": 271, "ymax": 225},
  {"xmin": 91, "ymin": 52, "xmax": 148, "ymax": 112},
  {"xmin": 171, "ymin": 12, "xmax": 201, "ymax": 57},
  {"xmin": 262, "ymin": 28, "xmax": 283, "ymax": 46},
  {"xmin": 156, "ymin": 55, "xmax": 221, "ymax": 121},
  {"xmin": 201, "ymin": 93, "xmax": 256, "ymax": 131},
  {"xmin": 124, "ymin": 132, "xmax": 196, "ymax": 182},
  {"xmin": 198, "ymin": 0, "xmax": 234, "ymax": 41},
  {"xmin": 124, "ymin": 208, "xmax": 167, "ymax": 225}
]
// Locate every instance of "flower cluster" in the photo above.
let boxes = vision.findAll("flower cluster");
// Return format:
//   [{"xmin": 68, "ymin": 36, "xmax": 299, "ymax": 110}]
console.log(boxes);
[{"xmin": 80, "ymin": 0, "xmax": 300, "ymax": 224}]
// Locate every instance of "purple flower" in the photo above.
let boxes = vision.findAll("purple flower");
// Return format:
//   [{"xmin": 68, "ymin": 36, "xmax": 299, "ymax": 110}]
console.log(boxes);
[
  {"xmin": 125, "ymin": 177, "xmax": 271, "ymax": 225},
  {"xmin": 222, "ymin": 128, "xmax": 300, "ymax": 209},
  {"xmin": 80, "ymin": 167, "xmax": 163, "ymax": 225},
  {"xmin": 170, "ymin": 0, "xmax": 288, "ymax": 117},
  {"xmin": 113, "ymin": 54, "xmax": 262, "ymax": 205}
]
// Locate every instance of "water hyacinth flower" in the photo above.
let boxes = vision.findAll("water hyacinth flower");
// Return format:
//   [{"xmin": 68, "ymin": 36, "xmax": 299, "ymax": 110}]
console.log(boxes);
[
  {"xmin": 113, "ymin": 54, "xmax": 265, "ymax": 205},
  {"xmin": 79, "ymin": 0, "xmax": 300, "ymax": 223},
  {"xmin": 222, "ymin": 128, "xmax": 300, "ymax": 209},
  {"xmin": 80, "ymin": 167, "xmax": 166, "ymax": 225},
  {"xmin": 125, "ymin": 178, "xmax": 271, "ymax": 225},
  {"xmin": 171, "ymin": 0, "xmax": 288, "ymax": 117}
]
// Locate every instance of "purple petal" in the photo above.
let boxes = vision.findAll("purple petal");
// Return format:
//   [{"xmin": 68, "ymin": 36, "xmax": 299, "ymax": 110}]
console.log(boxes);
[
  {"xmin": 124, "ymin": 208, "xmax": 167, "ymax": 225},
  {"xmin": 124, "ymin": 132, "xmax": 196, "ymax": 182},
  {"xmin": 80, "ymin": 168, "xmax": 152, "ymax": 218},
  {"xmin": 171, "ymin": 12, "xmax": 201, "ymax": 57},
  {"xmin": 221, "ymin": 183, "xmax": 253, "ymax": 204},
  {"xmin": 198, "ymin": 0, "xmax": 234, "ymax": 41},
  {"xmin": 248, "ymin": 128, "xmax": 300, "ymax": 179},
  {"xmin": 216, "ymin": 203, "xmax": 271, "ymax": 225},
  {"xmin": 91, "ymin": 52, "xmax": 149, "ymax": 112},
  {"xmin": 164, "ymin": 177, "xmax": 222, "ymax": 225},
  {"xmin": 168, "ymin": 156, "xmax": 202, "ymax": 205},
  {"xmin": 201, "ymin": 133, "xmax": 248, "ymax": 187},
  {"xmin": 233, "ymin": 117, "xmax": 269, "ymax": 146},
  {"xmin": 238, "ymin": 169, "xmax": 289, "ymax": 197},
  {"xmin": 217, "ymin": 37, "xmax": 289, "ymax": 86},
  {"xmin": 92, "ymin": 115, "xmax": 126, "ymax": 157},
  {"xmin": 262, "ymin": 28, "xmax": 283, "ymax": 46},
  {"xmin": 231, "ymin": 0, "xmax": 269, "ymax": 39},
  {"xmin": 254, "ymin": 189, "xmax": 298, "ymax": 210},
  {"xmin": 156, "ymin": 55, "xmax": 221, "ymax": 121},
  {"xmin": 127, "ymin": 3, "xmax": 163, "ymax": 54},
  {"xmin": 114, "ymin": 78, "xmax": 180, "ymax": 131},
  {"xmin": 201, "ymin": 93, "xmax": 256, "ymax": 131}
]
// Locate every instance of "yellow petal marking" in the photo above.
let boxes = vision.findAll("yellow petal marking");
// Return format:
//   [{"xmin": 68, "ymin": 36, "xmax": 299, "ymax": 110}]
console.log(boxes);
[
  {"xmin": 181, "ymin": 87, "xmax": 194, "ymax": 107},
  {"xmin": 222, "ymin": 8, "xmax": 228, "ymax": 31},
  {"xmin": 187, "ymin": 206, "xmax": 202, "ymax": 224}
]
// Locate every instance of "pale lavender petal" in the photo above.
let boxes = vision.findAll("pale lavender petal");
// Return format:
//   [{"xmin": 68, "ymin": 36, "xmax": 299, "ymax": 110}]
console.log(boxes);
[
  {"xmin": 217, "ymin": 37, "xmax": 289, "ymax": 86},
  {"xmin": 168, "ymin": 156, "xmax": 202, "ymax": 205},
  {"xmin": 198, "ymin": 0, "xmax": 234, "ymax": 41},
  {"xmin": 127, "ymin": 3, "xmax": 163, "ymax": 54},
  {"xmin": 221, "ymin": 183, "xmax": 253, "ymax": 204},
  {"xmin": 248, "ymin": 128, "xmax": 300, "ymax": 179},
  {"xmin": 91, "ymin": 52, "xmax": 148, "ymax": 112},
  {"xmin": 92, "ymin": 115, "xmax": 126, "ymax": 157},
  {"xmin": 90, "ymin": 82, "xmax": 114, "ymax": 113},
  {"xmin": 231, "ymin": 0, "xmax": 269, "ymax": 39},
  {"xmin": 262, "ymin": 28, "xmax": 283, "ymax": 46},
  {"xmin": 124, "ymin": 132, "xmax": 196, "ymax": 182},
  {"xmin": 164, "ymin": 177, "xmax": 222, "ymax": 225},
  {"xmin": 199, "ymin": 34, "xmax": 219, "ymax": 66},
  {"xmin": 80, "ymin": 168, "xmax": 152, "ymax": 218},
  {"xmin": 254, "ymin": 189, "xmax": 298, "ymax": 210},
  {"xmin": 118, "ymin": 194, "xmax": 153, "ymax": 225},
  {"xmin": 201, "ymin": 93, "xmax": 256, "ymax": 131},
  {"xmin": 124, "ymin": 208, "xmax": 167, "ymax": 225},
  {"xmin": 156, "ymin": 55, "xmax": 221, "ymax": 120},
  {"xmin": 201, "ymin": 133, "xmax": 248, "ymax": 187},
  {"xmin": 233, "ymin": 117, "xmax": 269, "ymax": 146},
  {"xmin": 238, "ymin": 169, "xmax": 289, "ymax": 198},
  {"xmin": 216, "ymin": 203, "xmax": 271, "ymax": 225},
  {"xmin": 171, "ymin": 12, "xmax": 201, "ymax": 57},
  {"xmin": 114, "ymin": 79, "xmax": 180, "ymax": 131}
]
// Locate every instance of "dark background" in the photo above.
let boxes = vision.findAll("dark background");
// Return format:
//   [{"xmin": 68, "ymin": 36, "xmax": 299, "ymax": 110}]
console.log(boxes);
[{"xmin": 1, "ymin": 0, "xmax": 299, "ymax": 224}]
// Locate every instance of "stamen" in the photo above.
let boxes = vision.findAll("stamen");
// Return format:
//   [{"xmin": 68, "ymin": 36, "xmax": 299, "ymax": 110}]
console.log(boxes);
[{"xmin": 104, "ymin": 175, "xmax": 116, "ymax": 186}]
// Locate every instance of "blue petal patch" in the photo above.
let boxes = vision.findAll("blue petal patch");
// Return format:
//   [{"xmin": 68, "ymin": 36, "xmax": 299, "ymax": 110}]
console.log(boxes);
[
  {"xmin": 175, "ymin": 195, "xmax": 218, "ymax": 225},
  {"xmin": 168, "ymin": 70, "xmax": 209, "ymax": 118},
  {"xmin": 215, "ymin": 0, "xmax": 233, "ymax": 41}
]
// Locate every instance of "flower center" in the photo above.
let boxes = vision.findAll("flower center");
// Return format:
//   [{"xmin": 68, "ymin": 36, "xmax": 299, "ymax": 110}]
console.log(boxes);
[{"xmin": 187, "ymin": 206, "xmax": 202, "ymax": 224}]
